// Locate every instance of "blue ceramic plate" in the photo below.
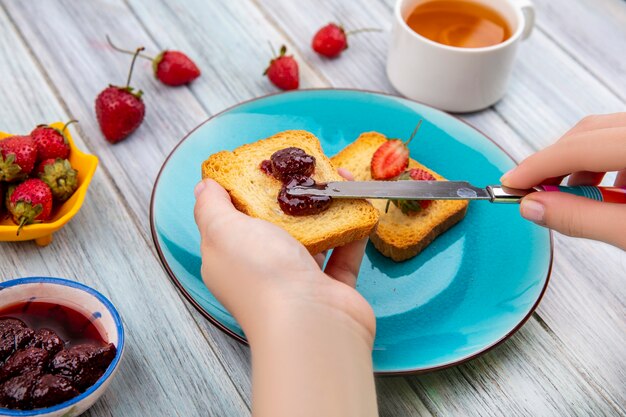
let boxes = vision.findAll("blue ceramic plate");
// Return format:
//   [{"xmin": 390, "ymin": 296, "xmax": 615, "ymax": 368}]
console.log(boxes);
[{"xmin": 150, "ymin": 89, "xmax": 552, "ymax": 374}]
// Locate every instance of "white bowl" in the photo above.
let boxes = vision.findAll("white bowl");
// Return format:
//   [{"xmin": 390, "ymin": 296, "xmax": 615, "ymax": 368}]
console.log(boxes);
[{"xmin": 0, "ymin": 277, "xmax": 125, "ymax": 417}]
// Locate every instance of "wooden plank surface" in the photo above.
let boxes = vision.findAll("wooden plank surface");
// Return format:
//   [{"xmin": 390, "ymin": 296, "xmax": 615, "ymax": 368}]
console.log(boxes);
[
  {"xmin": 0, "ymin": 4, "xmax": 250, "ymax": 417},
  {"xmin": 251, "ymin": 0, "xmax": 626, "ymax": 414},
  {"xmin": 533, "ymin": 0, "xmax": 626, "ymax": 102},
  {"xmin": 0, "ymin": 0, "xmax": 329, "ymax": 410},
  {"xmin": 0, "ymin": 0, "xmax": 624, "ymax": 415}
]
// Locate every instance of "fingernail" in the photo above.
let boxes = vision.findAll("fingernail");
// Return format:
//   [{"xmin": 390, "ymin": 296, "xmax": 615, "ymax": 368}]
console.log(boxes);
[
  {"xmin": 520, "ymin": 199, "xmax": 545, "ymax": 224},
  {"xmin": 194, "ymin": 181, "xmax": 207, "ymax": 198},
  {"xmin": 500, "ymin": 168, "xmax": 514, "ymax": 184}
]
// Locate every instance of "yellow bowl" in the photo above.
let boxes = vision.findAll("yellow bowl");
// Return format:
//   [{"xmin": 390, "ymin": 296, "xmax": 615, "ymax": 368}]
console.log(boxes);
[{"xmin": 0, "ymin": 122, "xmax": 98, "ymax": 246}]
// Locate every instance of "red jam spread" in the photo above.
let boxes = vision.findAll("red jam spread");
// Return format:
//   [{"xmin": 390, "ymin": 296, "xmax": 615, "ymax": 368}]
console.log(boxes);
[
  {"xmin": 268, "ymin": 147, "xmax": 315, "ymax": 180},
  {"xmin": 260, "ymin": 147, "xmax": 331, "ymax": 216},
  {"xmin": 277, "ymin": 175, "xmax": 332, "ymax": 216},
  {"xmin": 0, "ymin": 302, "xmax": 116, "ymax": 410},
  {"xmin": 259, "ymin": 159, "xmax": 273, "ymax": 175}
]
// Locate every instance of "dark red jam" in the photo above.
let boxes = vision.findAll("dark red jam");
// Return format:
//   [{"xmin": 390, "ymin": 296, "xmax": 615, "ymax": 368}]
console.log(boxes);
[
  {"xmin": 259, "ymin": 159, "xmax": 273, "ymax": 175},
  {"xmin": 269, "ymin": 147, "xmax": 316, "ymax": 181},
  {"xmin": 0, "ymin": 302, "xmax": 117, "ymax": 410},
  {"xmin": 259, "ymin": 148, "xmax": 331, "ymax": 216},
  {"xmin": 277, "ymin": 175, "xmax": 332, "ymax": 216}
]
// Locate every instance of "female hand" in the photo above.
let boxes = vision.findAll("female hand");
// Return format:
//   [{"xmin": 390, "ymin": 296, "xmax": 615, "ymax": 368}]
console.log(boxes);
[
  {"xmin": 501, "ymin": 113, "xmax": 626, "ymax": 250},
  {"xmin": 193, "ymin": 175, "xmax": 378, "ymax": 417}
]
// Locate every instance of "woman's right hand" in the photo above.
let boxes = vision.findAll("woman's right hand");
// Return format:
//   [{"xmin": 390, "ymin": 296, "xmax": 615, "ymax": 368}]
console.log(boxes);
[{"xmin": 500, "ymin": 113, "xmax": 626, "ymax": 250}]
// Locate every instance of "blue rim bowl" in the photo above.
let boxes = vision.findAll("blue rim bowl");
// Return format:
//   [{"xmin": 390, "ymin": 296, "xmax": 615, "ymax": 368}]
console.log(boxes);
[{"xmin": 0, "ymin": 277, "xmax": 125, "ymax": 416}]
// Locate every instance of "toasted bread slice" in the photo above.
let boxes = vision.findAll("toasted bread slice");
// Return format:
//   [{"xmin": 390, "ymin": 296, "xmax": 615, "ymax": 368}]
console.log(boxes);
[
  {"xmin": 331, "ymin": 132, "xmax": 468, "ymax": 262},
  {"xmin": 202, "ymin": 130, "xmax": 379, "ymax": 254}
]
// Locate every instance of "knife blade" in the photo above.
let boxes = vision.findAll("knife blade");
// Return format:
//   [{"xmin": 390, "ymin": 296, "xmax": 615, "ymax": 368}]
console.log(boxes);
[
  {"xmin": 287, "ymin": 181, "xmax": 626, "ymax": 204},
  {"xmin": 288, "ymin": 181, "xmax": 491, "ymax": 200}
]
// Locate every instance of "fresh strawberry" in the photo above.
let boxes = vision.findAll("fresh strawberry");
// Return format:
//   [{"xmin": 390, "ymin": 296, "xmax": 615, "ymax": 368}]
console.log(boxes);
[
  {"xmin": 312, "ymin": 23, "xmax": 382, "ymax": 58},
  {"xmin": 107, "ymin": 36, "xmax": 200, "ymax": 86},
  {"xmin": 6, "ymin": 178, "xmax": 53, "ymax": 235},
  {"xmin": 153, "ymin": 51, "xmax": 200, "ymax": 86},
  {"xmin": 95, "ymin": 46, "xmax": 146, "ymax": 143},
  {"xmin": 312, "ymin": 24, "xmax": 347, "ymax": 58},
  {"xmin": 31, "ymin": 120, "xmax": 76, "ymax": 162},
  {"xmin": 388, "ymin": 169, "xmax": 437, "ymax": 215},
  {"xmin": 371, "ymin": 121, "xmax": 422, "ymax": 180},
  {"xmin": 0, "ymin": 135, "xmax": 37, "ymax": 181},
  {"xmin": 37, "ymin": 158, "xmax": 78, "ymax": 202},
  {"xmin": 264, "ymin": 45, "xmax": 299, "ymax": 90}
]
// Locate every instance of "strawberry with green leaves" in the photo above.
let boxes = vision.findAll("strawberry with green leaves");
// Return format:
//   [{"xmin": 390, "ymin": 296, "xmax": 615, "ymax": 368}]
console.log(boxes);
[
  {"xmin": 95, "ymin": 46, "xmax": 146, "ymax": 143},
  {"xmin": 6, "ymin": 178, "xmax": 53, "ymax": 235},
  {"xmin": 37, "ymin": 158, "xmax": 78, "ymax": 202},
  {"xmin": 386, "ymin": 168, "xmax": 437, "ymax": 215},
  {"xmin": 264, "ymin": 45, "xmax": 299, "ymax": 90},
  {"xmin": 0, "ymin": 135, "xmax": 37, "ymax": 182}
]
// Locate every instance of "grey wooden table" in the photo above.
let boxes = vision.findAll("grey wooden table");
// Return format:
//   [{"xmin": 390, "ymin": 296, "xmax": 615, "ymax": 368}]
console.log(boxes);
[{"xmin": 0, "ymin": 0, "xmax": 624, "ymax": 416}]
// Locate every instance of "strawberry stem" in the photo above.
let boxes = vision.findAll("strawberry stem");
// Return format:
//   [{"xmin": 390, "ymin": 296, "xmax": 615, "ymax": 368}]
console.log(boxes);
[
  {"xmin": 106, "ymin": 35, "xmax": 154, "ymax": 61},
  {"xmin": 126, "ymin": 46, "xmax": 145, "ymax": 88},
  {"xmin": 267, "ymin": 41, "xmax": 277, "ymax": 57},
  {"xmin": 345, "ymin": 28, "xmax": 383, "ymax": 36},
  {"xmin": 405, "ymin": 120, "xmax": 423, "ymax": 146},
  {"xmin": 16, "ymin": 217, "xmax": 26, "ymax": 236},
  {"xmin": 62, "ymin": 120, "xmax": 78, "ymax": 133}
]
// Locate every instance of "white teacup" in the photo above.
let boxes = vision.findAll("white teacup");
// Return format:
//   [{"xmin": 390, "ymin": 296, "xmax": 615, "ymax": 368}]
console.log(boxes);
[{"xmin": 387, "ymin": 0, "xmax": 534, "ymax": 113}]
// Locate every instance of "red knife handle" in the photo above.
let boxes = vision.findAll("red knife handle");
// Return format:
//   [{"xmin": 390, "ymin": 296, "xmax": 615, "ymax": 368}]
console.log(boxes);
[{"xmin": 538, "ymin": 185, "xmax": 626, "ymax": 203}]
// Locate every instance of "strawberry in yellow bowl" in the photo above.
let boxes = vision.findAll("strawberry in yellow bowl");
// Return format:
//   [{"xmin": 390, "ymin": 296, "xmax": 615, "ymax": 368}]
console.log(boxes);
[{"xmin": 0, "ymin": 122, "xmax": 97, "ymax": 246}]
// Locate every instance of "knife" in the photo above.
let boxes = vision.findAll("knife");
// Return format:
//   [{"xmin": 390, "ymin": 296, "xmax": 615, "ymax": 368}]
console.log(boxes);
[{"xmin": 287, "ymin": 181, "xmax": 626, "ymax": 204}]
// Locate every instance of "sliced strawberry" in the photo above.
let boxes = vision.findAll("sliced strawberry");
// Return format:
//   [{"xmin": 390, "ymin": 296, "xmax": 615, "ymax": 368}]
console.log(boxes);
[
  {"xmin": 371, "ymin": 140, "xmax": 409, "ymax": 180},
  {"xmin": 407, "ymin": 168, "xmax": 436, "ymax": 181},
  {"xmin": 370, "ymin": 121, "xmax": 423, "ymax": 180}
]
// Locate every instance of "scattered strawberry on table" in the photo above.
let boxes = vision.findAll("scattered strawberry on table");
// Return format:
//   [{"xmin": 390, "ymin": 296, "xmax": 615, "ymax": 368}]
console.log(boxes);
[
  {"xmin": 95, "ymin": 46, "xmax": 146, "ymax": 144},
  {"xmin": 152, "ymin": 50, "xmax": 201, "ymax": 86},
  {"xmin": 107, "ymin": 36, "xmax": 201, "ymax": 86},
  {"xmin": 265, "ymin": 45, "xmax": 299, "ymax": 91},
  {"xmin": 312, "ymin": 23, "xmax": 382, "ymax": 58},
  {"xmin": 371, "ymin": 120, "xmax": 422, "ymax": 180},
  {"xmin": 0, "ymin": 122, "xmax": 81, "ymax": 235}
]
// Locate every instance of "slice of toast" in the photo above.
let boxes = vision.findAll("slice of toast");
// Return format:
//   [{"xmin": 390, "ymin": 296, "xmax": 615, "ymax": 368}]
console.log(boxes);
[
  {"xmin": 201, "ymin": 130, "xmax": 379, "ymax": 255},
  {"xmin": 331, "ymin": 132, "xmax": 468, "ymax": 262}
]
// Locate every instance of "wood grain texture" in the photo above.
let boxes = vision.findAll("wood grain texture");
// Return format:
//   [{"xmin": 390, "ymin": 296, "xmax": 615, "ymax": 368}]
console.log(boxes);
[
  {"xmin": 0, "ymin": 4, "xmax": 250, "ymax": 416},
  {"xmin": 253, "ymin": 0, "xmax": 626, "ymax": 415},
  {"xmin": 0, "ymin": 0, "xmax": 624, "ymax": 415},
  {"xmin": 533, "ymin": 0, "xmax": 626, "ymax": 102},
  {"xmin": 0, "ymin": 0, "xmax": 336, "ymax": 410}
]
